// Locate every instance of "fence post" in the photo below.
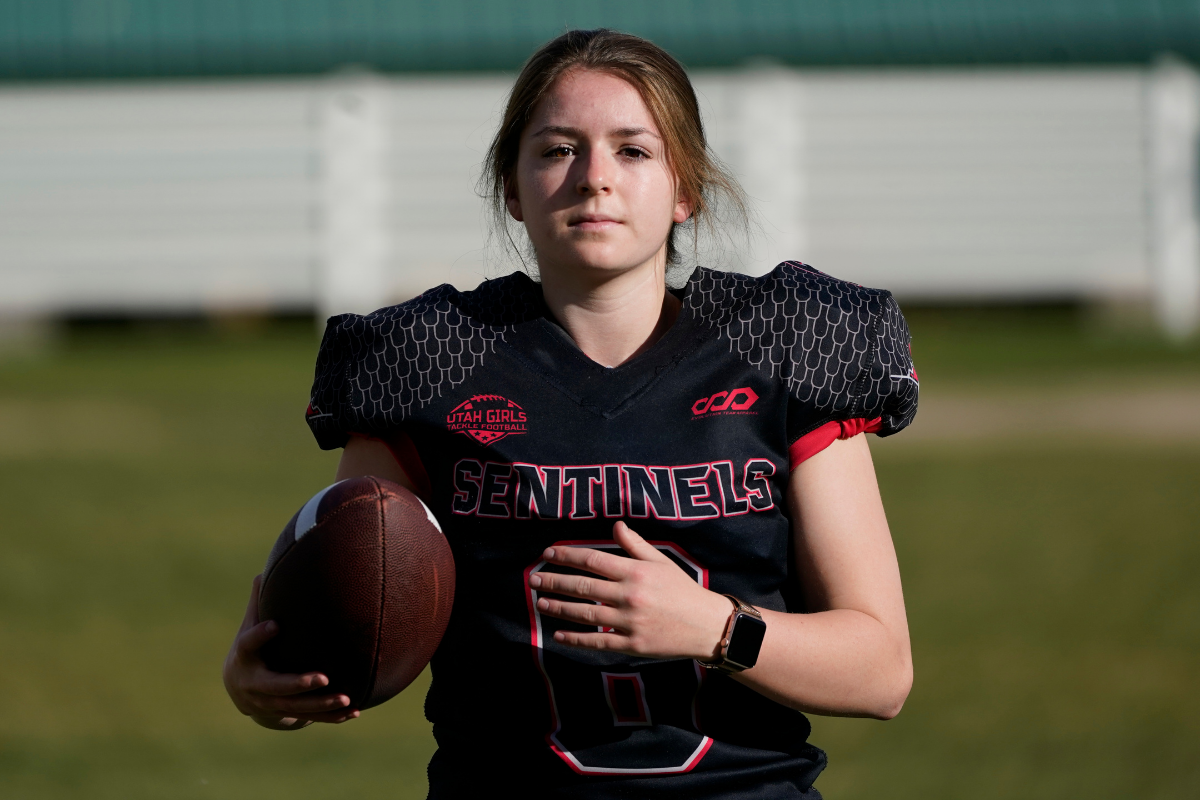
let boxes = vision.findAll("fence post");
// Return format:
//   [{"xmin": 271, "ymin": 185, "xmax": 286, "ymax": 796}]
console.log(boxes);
[
  {"xmin": 316, "ymin": 72, "xmax": 390, "ymax": 328},
  {"xmin": 1147, "ymin": 56, "xmax": 1200, "ymax": 340},
  {"xmin": 728, "ymin": 67, "xmax": 807, "ymax": 275}
]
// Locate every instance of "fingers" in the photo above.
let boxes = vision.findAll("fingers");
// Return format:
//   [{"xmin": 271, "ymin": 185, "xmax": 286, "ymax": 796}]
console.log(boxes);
[
  {"xmin": 541, "ymin": 544, "xmax": 630, "ymax": 579},
  {"xmin": 293, "ymin": 708, "xmax": 361, "ymax": 724},
  {"xmin": 251, "ymin": 668, "xmax": 330, "ymax": 697},
  {"xmin": 538, "ymin": 529, "xmax": 668, "ymax": 578},
  {"xmin": 254, "ymin": 690, "xmax": 353, "ymax": 716},
  {"xmin": 236, "ymin": 619, "xmax": 278, "ymax": 657},
  {"xmin": 536, "ymin": 596, "xmax": 623, "ymax": 630},
  {"xmin": 612, "ymin": 521, "xmax": 670, "ymax": 562},
  {"xmin": 551, "ymin": 630, "xmax": 630, "ymax": 651},
  {"xmin": 528, "ymin": 571, "xmax": 621, "ymax": 603}
]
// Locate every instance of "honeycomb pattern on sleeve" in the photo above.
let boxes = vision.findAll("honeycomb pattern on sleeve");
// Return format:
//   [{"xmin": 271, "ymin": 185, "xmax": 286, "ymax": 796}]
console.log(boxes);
[
  {"xmin": 306, "ymin": 273, "xmax": 544, "ymax": 449},
  {"xmin": 688, "ymin": 262, "xmax": 918, "ymax": 436}
]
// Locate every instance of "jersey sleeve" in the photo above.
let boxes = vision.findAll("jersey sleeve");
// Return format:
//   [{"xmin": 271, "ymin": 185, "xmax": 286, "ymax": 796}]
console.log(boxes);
[
  {"xmin": 305, "ymin": 312, "xmax": 372, "ymax": 451},
  {"xmin": 868, "ymin": 293, "xmax": 920, "ymax": 435},
  {"xmin": 304, "ymin": 304, "xmax": 442, "ymax": 450},
  {"xmin": 785, "ymin": 291, "xmax": 919, "ymax": 468}
]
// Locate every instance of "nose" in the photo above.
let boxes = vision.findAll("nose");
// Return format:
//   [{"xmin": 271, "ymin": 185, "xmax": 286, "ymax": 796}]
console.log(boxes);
[{"xmin": 575, "ymin": 149, "xmax": 611, "ymax": 197}]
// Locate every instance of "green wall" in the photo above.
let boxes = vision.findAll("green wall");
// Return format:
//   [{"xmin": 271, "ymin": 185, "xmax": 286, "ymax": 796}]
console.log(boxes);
[{"xmin": 3, "ymin": 0, "xmax": 1199, "ymax": 79}]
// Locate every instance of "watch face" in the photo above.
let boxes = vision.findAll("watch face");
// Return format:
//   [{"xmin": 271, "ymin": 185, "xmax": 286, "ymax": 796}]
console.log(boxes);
[{"xmin": 726, "ymin": 613, "xmax": 767, "ymax": 668}]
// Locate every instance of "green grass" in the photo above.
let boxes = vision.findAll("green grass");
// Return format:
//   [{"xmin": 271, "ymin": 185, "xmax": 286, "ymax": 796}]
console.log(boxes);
[
  {"xmin": 817, "ymin": 444, "xmax": 1200, "ymax": 799},
  {"xmin": 902, "ymin": 304, "xmax": 1200, "ymax": 388},
  {"xmin": 0, "ymin": 312, "xmax": 1197, "ymax": 799}
]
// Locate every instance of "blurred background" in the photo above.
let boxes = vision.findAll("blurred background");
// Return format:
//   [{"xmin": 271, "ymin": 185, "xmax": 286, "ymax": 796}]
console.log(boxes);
[{"xmin": 1, "ymin": 2, "xmax": 1198, "ymax": 798}]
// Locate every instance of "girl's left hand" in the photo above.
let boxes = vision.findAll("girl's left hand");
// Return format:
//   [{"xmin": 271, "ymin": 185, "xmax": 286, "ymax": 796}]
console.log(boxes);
[{"xmin": 529, "ymin": 521, "xmax": 734, "ymax": 660}]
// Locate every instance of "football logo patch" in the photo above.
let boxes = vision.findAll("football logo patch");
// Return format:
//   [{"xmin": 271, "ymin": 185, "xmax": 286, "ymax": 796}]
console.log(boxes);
[
  {"xmin": 691, "ymin": 386, "xmax": 759, "ymax": 418},
  {"xmin": 446, "ymin": 394, "xmax": 528, "ymax": 446}
]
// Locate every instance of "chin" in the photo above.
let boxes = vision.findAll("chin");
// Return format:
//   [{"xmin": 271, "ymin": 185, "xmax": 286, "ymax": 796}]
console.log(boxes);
[{"xmin": 552, "ymin": 244, "xmax": 662, "ymax": 277}]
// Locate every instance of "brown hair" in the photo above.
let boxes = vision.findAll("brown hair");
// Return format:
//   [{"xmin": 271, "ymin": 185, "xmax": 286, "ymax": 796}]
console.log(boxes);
[{"xmin": 483, "ymin": 28, "xmax": 746, "ymax": 270}]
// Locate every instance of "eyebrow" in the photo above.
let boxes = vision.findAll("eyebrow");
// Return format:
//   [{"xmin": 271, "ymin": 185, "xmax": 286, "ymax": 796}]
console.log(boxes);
[{"xmin": 530, "ymin": 125, "xmax": 660, "ymax": 139}]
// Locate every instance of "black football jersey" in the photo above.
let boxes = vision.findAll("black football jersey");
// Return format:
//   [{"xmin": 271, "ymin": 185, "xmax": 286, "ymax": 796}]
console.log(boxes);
[{"xmin": 305, "ymin": 262, "xmax": 918, "ymax": 799}]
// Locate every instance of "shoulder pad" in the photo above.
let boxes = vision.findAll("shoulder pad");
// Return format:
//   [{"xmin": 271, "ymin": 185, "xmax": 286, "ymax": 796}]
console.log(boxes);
[
  {"xmin": 306, "ymin": 272, "xmax": 542, "ymax": 448},
  {"xmin": 689, "ymin": 262, "xmax": 918, "ymax": 435}
]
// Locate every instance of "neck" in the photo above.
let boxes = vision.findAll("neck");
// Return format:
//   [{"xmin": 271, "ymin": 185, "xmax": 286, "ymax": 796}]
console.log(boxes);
[{"xmin": 538, "ymin": 252, "xmax": 682, "ymax": 368}]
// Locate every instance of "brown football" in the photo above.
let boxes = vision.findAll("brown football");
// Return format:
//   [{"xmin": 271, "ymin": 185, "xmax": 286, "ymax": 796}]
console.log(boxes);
[{"xmin": 258, "ymin": 476, "xmax": 454, "ymax": 711}]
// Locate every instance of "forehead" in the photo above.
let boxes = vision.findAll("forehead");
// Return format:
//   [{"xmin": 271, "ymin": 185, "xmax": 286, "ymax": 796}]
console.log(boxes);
[{"xmin": 527, "ymin": 69, "xmax": 659, "ymax": 134}]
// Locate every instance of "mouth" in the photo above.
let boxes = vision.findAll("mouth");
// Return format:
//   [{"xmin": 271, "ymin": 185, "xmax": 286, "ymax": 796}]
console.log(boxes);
[{"xmin": 568, "ymin": 214, "xmax": 621, "ymax": 231}]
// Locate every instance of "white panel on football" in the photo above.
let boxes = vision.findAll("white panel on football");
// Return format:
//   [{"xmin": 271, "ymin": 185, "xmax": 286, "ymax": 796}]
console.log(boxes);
[
  {"xmin": 295, "ymin": 481, "xmax": 345, "ymax": 541},
  {"xmin": 417, "ymin": 498, "xmax": 443, "ymax": 533}
]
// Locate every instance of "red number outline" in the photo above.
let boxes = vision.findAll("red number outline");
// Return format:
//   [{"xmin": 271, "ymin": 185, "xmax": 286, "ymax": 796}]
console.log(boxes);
[{"xmin": 523, "ymin": 540, "xmax": 713, "ymax": 775}]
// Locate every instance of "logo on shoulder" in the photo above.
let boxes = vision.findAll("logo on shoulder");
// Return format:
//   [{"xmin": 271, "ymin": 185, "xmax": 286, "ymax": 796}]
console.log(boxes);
[
  {"xmin": 691, "ymin": 386, "xmax": 759, "ymax": 418},
  {"xmin": 447, "ymin": 394, "xmax": 528, "ymax": 446}
]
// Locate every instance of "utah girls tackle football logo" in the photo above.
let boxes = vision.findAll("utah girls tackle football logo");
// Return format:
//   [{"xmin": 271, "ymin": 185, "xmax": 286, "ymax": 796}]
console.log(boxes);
[{"xmin": 446, "ymin": 394, "xmax": 528, "ymax": 446}]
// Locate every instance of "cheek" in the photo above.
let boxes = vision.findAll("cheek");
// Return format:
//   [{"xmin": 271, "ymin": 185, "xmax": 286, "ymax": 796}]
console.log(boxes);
[
  {"xmin": 631, "ymin": 169, "xmax": 681, "ymax": 232},
  {"xmin": 518, "ymin": 166, "xmax": 567, "ymax": 219}
]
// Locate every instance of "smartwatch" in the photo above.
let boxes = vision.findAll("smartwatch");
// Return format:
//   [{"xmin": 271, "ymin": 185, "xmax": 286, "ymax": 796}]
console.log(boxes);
[{"xmin": 698, "ymin": 595, "xmax": 767, "ymax": 673}]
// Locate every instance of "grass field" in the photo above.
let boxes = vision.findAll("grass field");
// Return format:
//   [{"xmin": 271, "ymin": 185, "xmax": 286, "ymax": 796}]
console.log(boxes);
[{"xmin": 0, "ymin": 309, "xmax": 1197, "ymax": 799}]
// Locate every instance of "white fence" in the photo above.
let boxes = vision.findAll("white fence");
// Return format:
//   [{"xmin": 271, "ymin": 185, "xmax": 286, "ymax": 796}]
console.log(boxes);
[{"xmin": 1, "ymin": 64, "xmax": 1197, "ymax": 334}]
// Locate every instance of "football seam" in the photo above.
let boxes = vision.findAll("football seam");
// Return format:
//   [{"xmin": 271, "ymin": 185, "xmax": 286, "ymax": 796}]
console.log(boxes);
[
  {"xmin": 261, "ymin": 500, "xmax": 366, "ymax": 589},
  {"xmin": 258, "ymin": 498, "xmax": 383, "ymax": 693},
  {"xmin": 364, "ymin": 476, "xmax": 387, "ymax": 709}
]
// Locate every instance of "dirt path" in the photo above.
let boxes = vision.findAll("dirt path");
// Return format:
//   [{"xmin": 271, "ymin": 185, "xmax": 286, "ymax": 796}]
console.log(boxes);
[{"xmin": 892, "ymin": 380, "xmax": 1200, "ymax": 443}]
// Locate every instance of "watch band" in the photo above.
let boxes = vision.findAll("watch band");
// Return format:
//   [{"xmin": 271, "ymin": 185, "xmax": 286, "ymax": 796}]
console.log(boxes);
[{"xmin": 697, "ymin": 594, "xmax": 765, "ymax": 673}]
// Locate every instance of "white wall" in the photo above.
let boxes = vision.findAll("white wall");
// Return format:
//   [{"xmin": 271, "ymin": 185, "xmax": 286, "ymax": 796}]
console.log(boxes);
[
  {"xmin": 1, "ymin": 66, "xmax": 1195, "ymax": 332},
  {"xmin": 0, "ymin": 80, "xmax": 318, "ymax": 315},
  {"xmin": 696, "ymin": 69, "xmax": 1151, "ymax": 299},
  {"xmin": 375, "ymin": 74, "xmax": 515, "ymax": 303}
]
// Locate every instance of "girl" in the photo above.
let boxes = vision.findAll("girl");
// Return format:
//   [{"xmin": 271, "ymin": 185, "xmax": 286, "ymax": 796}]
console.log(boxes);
[{"xmin": 225, "ymin": 29, "xmax": 916, "ymax": 799}]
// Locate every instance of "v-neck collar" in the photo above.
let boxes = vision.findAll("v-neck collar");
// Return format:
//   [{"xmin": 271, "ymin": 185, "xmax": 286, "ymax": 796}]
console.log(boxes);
[{"xmin": 504, "ymin": 271, "xmax": 707, "ymax": 420}]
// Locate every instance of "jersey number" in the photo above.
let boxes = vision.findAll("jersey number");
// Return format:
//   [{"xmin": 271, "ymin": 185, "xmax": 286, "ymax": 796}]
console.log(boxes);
[{"xmin": 524, "ymin": 541, "xmax": 712, "ymax": 775}]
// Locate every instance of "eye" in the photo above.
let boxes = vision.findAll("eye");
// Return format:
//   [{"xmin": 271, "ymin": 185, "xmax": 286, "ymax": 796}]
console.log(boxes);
[
  {"xmin": 543, "ymin": 144, "xmax": 574, "ymax": 158},
  {"xmin": 619, "ymin": 146, "xmax": 650, "ymax": 160}
]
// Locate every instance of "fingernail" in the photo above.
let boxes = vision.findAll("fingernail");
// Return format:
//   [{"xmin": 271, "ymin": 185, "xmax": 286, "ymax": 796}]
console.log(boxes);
[
  {"xmin": 265, "ymin": 621, "xmax": 277, "ymax": 633},
  {"xmin": 537, "ymin": 598, "xmax": 549, "ymax": 611},
  {"xmin": 554, "ymin": 632, "xmax": 566, "ymax": 642},
  {"xmin": 544, "ymin": 548, "xmax": 555, "ymax": 559},
  {"xmin": 529, "ymin": 574, "xmax": 542, "ymax": 587}
]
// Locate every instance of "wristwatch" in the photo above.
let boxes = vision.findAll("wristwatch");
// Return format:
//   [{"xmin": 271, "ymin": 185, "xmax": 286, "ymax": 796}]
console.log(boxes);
[{"xmin": 697, "ymin": 595, "xmax": 767, "ymax": 673}]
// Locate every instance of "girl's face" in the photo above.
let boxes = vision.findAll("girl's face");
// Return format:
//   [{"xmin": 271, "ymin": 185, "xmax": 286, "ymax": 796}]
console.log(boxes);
[{"xmin": 507, "ymin": 69, "xmax": 691, "ymax": 280}]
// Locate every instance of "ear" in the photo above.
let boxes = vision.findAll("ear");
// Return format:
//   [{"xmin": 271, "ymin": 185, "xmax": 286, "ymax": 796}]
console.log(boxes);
[
  {"xmin": 505, "ymin": 178, "xmax": 523, "ymax": 222},
  {"xmin": 673, "ymin": 193, "xmax": 693, "ymax": 224}
]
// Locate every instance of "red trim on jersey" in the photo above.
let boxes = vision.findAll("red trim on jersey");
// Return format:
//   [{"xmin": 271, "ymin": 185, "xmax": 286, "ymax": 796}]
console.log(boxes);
[{"xmin": 788, "ymin": 417, "xmax": 884, "ymax": 469}]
